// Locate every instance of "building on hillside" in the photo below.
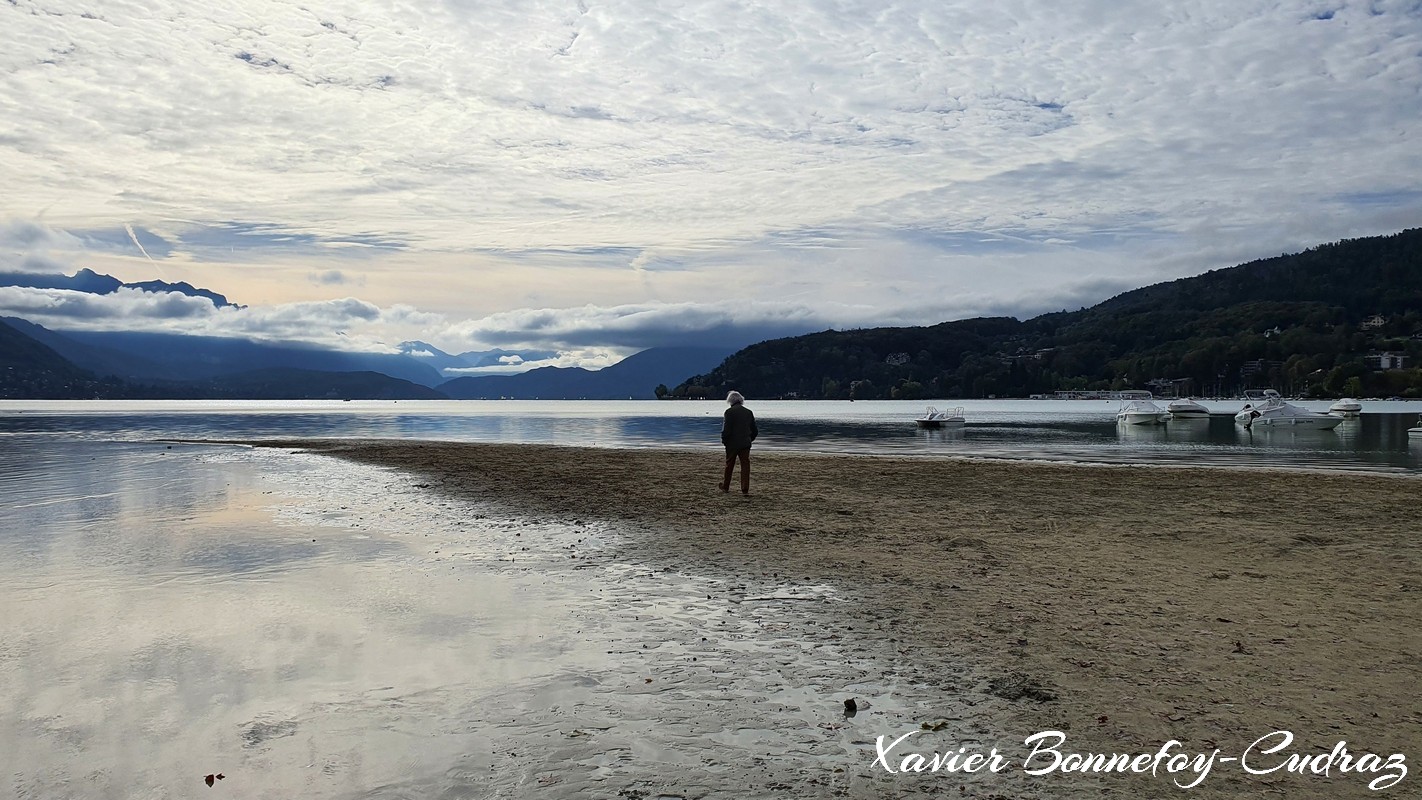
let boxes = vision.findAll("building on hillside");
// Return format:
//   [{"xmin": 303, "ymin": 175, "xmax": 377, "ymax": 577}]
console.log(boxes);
[{"xmin": 1365, "ymin": 352, "xmax": 1408, "ymax": 370}]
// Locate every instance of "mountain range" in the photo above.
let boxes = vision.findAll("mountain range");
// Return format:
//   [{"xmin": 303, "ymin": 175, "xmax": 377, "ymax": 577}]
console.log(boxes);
[
  {"xmin": 395, "ymin": 341, "xmax": 560, "ymax": 377},
  {"xmin": 439, "ymin": 347, "xmax": 733, "ymax": 399},
  {"xmin": 0, "ymin": 267, "xmax": 241, "ymax": 308},
  {"xmin": 5, "ymin": 228, "xmax": 1422, "ymax": 400},
  {"xmin": 5, "ymin": 318, "xmax": 446, "ymax": 386},
  {"xmin": 0, "ymin": 316, "xmax": 734, "ymax": 400}
]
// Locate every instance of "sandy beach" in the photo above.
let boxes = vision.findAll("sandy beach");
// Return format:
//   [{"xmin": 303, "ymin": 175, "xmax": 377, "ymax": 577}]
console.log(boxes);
[{"xmin": 234, "ymin": 439, "xmax": 1420, "ymax": 798}]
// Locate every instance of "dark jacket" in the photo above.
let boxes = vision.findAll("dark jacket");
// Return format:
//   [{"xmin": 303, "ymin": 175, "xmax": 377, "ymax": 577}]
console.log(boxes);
[{"xmin": 721, "ymin": 405, "xmax": 758, "ymax": 451}]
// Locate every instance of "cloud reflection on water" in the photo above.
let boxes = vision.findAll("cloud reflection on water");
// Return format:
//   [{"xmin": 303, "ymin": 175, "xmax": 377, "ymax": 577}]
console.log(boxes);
[{"xmin": 0, "ymin": 441, "xmax": 598, "ymax": 799}]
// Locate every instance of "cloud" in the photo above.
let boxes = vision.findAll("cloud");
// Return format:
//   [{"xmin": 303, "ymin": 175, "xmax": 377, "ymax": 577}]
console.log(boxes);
[
  {"xmin": 309, "ymin": 269, "xmax": 363, "ymax": 287},
  {"xmin": 0, "ymin": 220, "xmax": 72, "ymax": 251},
  {"xmin": 0, "ymin": 279, "xmax": 1014, "ymax": 360},
  {"xmin": 0, "ymin": 1, "xmax": 1419, "ymax": 352},
  {"xmin": 0, "ymin": 286, "xmax": 401, "ymax": 351},
  {"xmin": 0, "ymin": 285, "xmax": 214, "ymax": 321},
  {"xmin": 1, "ymin": 221, "xmax": 87, "ymax": 273},
  {"xmin": 438, "ymin": 297, "xmax": 977, "ymax": 352},
  {"xmin": 441, "ymin": 349, "xmax": 621, "ymax": 374},
  {"xmin": 4, "ymin": 1, "xmax": 1417, "ymax": 253}
]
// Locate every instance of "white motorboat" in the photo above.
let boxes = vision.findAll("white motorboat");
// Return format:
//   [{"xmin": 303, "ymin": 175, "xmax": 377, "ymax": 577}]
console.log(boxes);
[
  {"xmin": 1235, "ymin": 392, "xmax": 1342, "ymax": 430},
  {"xmin": 1409, "ymin": 416, "xmax": 1422, "ymax": 438},
  {"xmin": 915, "ymin": 406, "xmax": 965, "ymax": 429},
  {"xmin": 1329, "ymin": 398, "xmax": 1363, "ymax": 417},
  {"xmin": 1116, "ymin": 398, "xmax": 1169, "ymax": 425},
  {"xmin": 1166, "ymin": 398, "xmax": 1210, "ymax": 420}
]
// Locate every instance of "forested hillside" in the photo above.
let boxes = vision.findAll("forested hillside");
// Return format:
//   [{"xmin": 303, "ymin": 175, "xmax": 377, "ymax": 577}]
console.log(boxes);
[
  {"xmin": 0, "ymin": 319, "xmax": 444, "ymax": 400},
  {"xmin": 674, "ymin": 229, "xmax": 1422, "ymax": 400},
  {"xmin": 0, "ymin": 318, "xmax": 122, "ymax": 398}
]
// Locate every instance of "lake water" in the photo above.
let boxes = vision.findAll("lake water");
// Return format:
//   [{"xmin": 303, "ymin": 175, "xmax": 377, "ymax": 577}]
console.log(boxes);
[
  {"xmin": 4, "ymin": 399, "xmax": 1420, "ymax": 797},
  {"xmin": 3, "ymin": 397, "xmax": 1422, "ymax": 473},
  {"xmin": 0, "ymin": 427, "xmax": 946, "ymax": 798}
]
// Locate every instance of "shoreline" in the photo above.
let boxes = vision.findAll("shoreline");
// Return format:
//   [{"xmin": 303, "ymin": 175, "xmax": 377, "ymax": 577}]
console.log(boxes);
[{"xmin": 244, "ymin": 439, "xmax": 1421, "ymax": 798}]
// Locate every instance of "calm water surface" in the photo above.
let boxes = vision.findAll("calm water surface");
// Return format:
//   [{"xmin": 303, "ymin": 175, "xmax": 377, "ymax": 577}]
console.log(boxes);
[
  {"xmin": 3, "ymin": 398, "xmax": 1422, "ymax": 473},
  {"xmin": 0, "ymin": 435, "xmax": 934, "ymax": 798},
  {"xmin": 4, "ymin": 399, "xmax": 1420, "ymax": 796},
  {"xmin": 0, "ymin": 439, "xmax": 616, "ymax": 798}
]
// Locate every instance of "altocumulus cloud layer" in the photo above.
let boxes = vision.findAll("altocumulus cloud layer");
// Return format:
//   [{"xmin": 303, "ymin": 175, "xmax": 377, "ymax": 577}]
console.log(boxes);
[{"xmin": 2, "ymin": 0, "xmax": 1420, "ymax": 356}]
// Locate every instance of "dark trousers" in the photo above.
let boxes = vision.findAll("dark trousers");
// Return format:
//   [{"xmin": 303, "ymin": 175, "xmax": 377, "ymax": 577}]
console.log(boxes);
[{"xmin": 722, "ymin": 447, "xmax": 750, "ymax": 494}]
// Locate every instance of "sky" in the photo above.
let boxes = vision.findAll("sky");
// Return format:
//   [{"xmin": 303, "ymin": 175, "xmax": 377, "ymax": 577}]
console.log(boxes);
[{"xmin": 2, "ymin": 0, "xmax": 1420, "ymax": 370}]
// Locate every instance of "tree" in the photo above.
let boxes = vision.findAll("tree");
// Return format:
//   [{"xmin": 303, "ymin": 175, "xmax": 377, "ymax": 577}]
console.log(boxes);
[{"xmin": 892, "ymin": 380, "xmax": 925, "ymax": 400}]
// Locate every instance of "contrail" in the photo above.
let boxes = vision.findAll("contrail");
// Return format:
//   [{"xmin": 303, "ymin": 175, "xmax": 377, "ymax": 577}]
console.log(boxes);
[{"xmin": 124, "ymin": 223, "xmax": 166, "ymax": 276}]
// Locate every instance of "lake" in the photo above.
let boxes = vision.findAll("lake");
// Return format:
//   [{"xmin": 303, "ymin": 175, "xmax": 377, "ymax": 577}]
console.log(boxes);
[
  {"xmin": 4, "ymin": 398, "xmax": 1419, "ymax": 797},
  {"xmin": 0, "ymin": 418, "xmax": 937, "ymax": 798},
  {"xmin": 3, "ymin": 397, "xmax": 1422, "ymax": 473}
]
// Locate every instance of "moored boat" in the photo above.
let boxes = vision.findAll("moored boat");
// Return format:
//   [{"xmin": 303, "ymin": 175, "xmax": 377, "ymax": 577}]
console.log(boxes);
[
  {"xmin": 1329, "ymin": 398, "xmax": 1363, "ymax": 417},
  {"xmin": 1235, "ymin": 392, "xmax": 1343, "ymax": 430},
  {"xmin": 915, "ymin": 406, "xmax": 966, "ymax": 429},
  {"xmin": 1166, "ymin": 398, "xmax": 1210, "ymax": 420},
  {"xmin": 1117, "ymin": 398, "xmax": 1169, "ymax": 425}
]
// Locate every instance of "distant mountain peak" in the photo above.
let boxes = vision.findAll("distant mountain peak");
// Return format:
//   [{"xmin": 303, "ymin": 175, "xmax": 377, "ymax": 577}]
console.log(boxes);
[
  {"xmin": 439, "ymin": 345, "xmax": 734, "ymax": 399},
  {"xmin": 124, "ymin": 278, "xmax": 241, "ymax": 308},
  {"xmin": 0, "ymin": 268, "xmax": 241, "ymax": 308}
]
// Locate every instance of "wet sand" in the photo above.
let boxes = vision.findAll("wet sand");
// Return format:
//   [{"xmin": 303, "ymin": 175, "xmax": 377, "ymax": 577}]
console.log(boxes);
[{"xmin": 246, "ymin": 439, "xmax": 1422, "ymax": 798}]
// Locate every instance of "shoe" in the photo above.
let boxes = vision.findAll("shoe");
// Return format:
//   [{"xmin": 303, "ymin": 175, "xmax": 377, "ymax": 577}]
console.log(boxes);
[{"xmin": 719, "ymin": 482, "xmax": 729, "ymax": 493}]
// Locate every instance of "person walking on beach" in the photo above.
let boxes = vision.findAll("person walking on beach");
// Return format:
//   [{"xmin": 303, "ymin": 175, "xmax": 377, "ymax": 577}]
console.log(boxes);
[{"xmin": 720, "ymin": 391, "xmax": 758, "ymax": 495}]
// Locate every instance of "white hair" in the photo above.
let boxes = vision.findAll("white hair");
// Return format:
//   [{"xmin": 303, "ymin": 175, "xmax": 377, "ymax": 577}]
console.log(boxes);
[{"xmin": 726, "ymin": 391, "xmax": 745, "ymax": 405}]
